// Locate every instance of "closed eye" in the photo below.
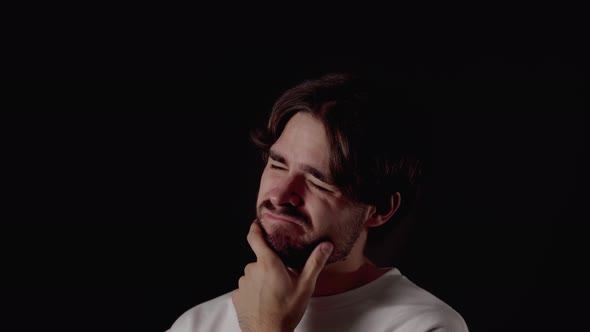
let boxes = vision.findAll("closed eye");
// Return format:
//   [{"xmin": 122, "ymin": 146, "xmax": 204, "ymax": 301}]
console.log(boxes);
[
  {"xmin": 309, "ymin": 181, "xmax": 331, "ymax": 192},
  {"xmin": 270, "ymin": 164, "xmax": 287, "ymax": 171}
]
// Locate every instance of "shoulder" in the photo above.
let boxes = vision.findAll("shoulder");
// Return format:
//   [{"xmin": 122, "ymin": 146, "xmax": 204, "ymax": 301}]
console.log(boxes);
[
  {"xmin": 166, "ymin": 292, "xmax": 237, "ymax": 332},
  {"xmin": 400, "ymin": 303, "xmax": 469, "ymax": 332},
  {"xmin": 378, "ymin": 269, "xmax": 469, "ymax": 331}
]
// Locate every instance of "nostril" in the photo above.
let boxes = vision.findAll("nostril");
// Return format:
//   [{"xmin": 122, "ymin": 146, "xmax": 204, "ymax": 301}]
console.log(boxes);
[{"xmin": 290, "ymin": 194, "xmax": 303, "ymax": 207}]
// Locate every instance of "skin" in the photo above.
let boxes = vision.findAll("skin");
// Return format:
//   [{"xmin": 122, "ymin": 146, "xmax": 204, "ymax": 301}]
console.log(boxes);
[{"xmin": 232, "ymin": 112, "xmax": 400, "ymax": 332}]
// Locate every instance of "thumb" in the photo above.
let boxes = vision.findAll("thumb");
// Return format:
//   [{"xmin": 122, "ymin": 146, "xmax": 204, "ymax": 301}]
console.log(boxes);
[{"xmin": 300, "ymin": 242, "xmax": 333, "ymax": 286}]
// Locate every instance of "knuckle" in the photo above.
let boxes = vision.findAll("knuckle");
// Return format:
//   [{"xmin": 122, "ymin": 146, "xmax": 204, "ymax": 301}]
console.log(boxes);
[
  {"xmin": 246, "ymin": 232, "xmax": 255, "ymax": 244},
  {"xmin": 238, "ymin": 276, "xmax": 245, "ymax": 288},
  {"xmin": 244, "ymin": 263, "xmax": 255, "ymax": 275},
  {"xmin": 309, "ymin": 256, "xmax": 321, "ymax": 269}
]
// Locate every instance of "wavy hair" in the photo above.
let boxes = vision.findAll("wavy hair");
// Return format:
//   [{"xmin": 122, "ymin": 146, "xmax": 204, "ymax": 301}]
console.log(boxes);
[{"xmin": 252, "ymin": 73, "xmax": 428, "ymax": 245}]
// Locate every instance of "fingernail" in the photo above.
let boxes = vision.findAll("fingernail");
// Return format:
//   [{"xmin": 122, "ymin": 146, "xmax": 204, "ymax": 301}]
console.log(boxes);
[{"xmin": 321, "ymin": 243, "xmax": 333, "ymax": 255}]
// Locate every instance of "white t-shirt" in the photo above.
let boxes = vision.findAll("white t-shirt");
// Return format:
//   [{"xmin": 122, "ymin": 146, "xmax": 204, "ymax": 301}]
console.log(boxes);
[{"xmin": 167, "ymin": 268, "xmax": 468, "ymax": 332}]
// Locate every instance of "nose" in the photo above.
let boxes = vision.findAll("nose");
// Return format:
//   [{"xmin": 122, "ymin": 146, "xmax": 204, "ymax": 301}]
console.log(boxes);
[{"xmin": 269, "ymin": 176, "xmax": 303, "ymax": 207}]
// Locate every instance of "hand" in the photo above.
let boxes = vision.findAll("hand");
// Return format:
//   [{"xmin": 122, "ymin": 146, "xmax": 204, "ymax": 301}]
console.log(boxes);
[{"xmin": 231, "ymin": 222, "xmax": 333, "ymax": 332}]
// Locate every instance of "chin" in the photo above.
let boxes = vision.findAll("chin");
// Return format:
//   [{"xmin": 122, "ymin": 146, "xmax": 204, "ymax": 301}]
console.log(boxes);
[
  {"xmin": 256, "ymin": 219, "xmax": 314, "ymax": 270},
  {"xmin": 261, "ymin": 221, "xmax": 303, "ymax": 250}
]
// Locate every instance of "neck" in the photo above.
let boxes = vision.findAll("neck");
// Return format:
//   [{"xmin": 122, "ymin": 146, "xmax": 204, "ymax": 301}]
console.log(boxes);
[
  {"xmin": 312, "ymin": 258, "xmax": 386, "ymax": 297},
  {"xmin": 311, "ymin": 232, "xmax": 386, "ymax": 297}
]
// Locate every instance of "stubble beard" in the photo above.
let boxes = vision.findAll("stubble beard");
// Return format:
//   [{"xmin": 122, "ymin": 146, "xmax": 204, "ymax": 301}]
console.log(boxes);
[{"xmin": 255, "ymin": 200, "xmax": 365, "ymax": 272}]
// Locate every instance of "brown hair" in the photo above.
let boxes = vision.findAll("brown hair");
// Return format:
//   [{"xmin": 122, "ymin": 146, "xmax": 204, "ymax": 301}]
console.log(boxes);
[{"xmin": 252, "ymin": 73, "xmax": 428, "ymax": 245}]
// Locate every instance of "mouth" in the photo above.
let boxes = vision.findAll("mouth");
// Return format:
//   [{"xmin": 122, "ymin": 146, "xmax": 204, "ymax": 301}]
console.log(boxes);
[{"xmin": 262, "ymin": 211, "xmax": 306, "ymax": 228}]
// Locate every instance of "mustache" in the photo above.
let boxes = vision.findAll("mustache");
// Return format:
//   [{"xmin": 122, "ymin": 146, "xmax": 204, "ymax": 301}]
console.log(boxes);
[{"xmin": 259, "ymin": 200, "xmax": 309, "ymax": 225}]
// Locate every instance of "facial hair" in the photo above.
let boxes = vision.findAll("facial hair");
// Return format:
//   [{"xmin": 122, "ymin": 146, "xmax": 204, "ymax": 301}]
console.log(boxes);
[{"xmin": 256, "ymin": 200, "xmax": 365, "ymax": 272}]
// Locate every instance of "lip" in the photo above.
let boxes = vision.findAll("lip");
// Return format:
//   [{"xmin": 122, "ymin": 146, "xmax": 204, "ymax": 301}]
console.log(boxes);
[{"xmin": 262, "ymin": 212, "xmax": 305, "ymax": 227}]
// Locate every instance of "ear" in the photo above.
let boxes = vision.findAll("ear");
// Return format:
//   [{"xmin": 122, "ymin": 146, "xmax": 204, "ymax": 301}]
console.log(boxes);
[{"xmin": 365, "ymin": 192, "xmax": 401, "ymax": 228}]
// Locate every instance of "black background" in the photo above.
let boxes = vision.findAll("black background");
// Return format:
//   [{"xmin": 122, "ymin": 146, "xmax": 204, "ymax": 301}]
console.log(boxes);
[{"xmin": 2, "ymin": 5, "xmax": 588, "ymax": 332}]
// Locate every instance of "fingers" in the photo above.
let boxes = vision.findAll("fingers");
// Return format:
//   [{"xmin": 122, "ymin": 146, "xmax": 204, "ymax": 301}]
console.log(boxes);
[
  {"xmin": 231, "ymin": 289, "xmax": 239, "ymax": 306},
  {"xmin": 244, "ymin": 262, "xmax": 255, "ymax": 276},
  {"xmin": 300, "ymin": 242, "xmax": 333, "ymax": 287},
  {"xmin": 247, "ymin": 222, "xmax": 280, "ymax": 264},
  {"xmin": 238, "ymin": 275, "xmax": 245, "ymax": 289}
]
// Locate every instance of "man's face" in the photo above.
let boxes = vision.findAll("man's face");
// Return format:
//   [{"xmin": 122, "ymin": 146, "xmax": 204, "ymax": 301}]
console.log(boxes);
[{"xmin": 255, "ymin": 112, "xmax": 371, "ymax": 271}]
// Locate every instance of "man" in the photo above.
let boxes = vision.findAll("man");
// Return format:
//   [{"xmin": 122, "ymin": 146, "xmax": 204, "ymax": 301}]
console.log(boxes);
[{"xmin": 168, "ymin": 73, "xmax": 468, "ymax": 331}]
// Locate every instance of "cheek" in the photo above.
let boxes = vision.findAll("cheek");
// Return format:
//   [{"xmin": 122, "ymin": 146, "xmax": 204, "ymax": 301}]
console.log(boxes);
[
  {"xmin": 307, "ymin": 201, "xmax": 336, "ymax": 229},
  {"xmin": 309, "ymin": 201, "xmax": 362, "ymax": 231},
  {"xmin": 257, "ymin": 170, "xmax": 272, "ymax": 202}
]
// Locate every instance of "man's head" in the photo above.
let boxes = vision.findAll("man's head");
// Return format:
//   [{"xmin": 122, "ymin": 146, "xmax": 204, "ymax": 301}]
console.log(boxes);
[{"xmin": 252, "ymin": 73, "xmax": 425, "ymax": 271}]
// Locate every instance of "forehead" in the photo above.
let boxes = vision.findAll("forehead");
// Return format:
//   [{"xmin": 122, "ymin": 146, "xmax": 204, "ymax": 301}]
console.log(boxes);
[{"xmin": 272, "ymin": 112, "xmax": 331, "ymax": 170}]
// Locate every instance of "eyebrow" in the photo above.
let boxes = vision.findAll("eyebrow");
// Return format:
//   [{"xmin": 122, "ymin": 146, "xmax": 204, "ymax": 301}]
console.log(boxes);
[{"xmin": 269, "ymin": 150, "xmax": 332, "ymax": 184}]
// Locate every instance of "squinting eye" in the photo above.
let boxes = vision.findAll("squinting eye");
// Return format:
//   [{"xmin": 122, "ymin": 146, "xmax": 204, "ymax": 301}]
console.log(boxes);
[
  {"xmin": 310, "ymin": 181, "xmax": 329, "ymax": 192},
  {"xmin": 270, "ymin": 164, "xmax": 287, "ymax": 170}
]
